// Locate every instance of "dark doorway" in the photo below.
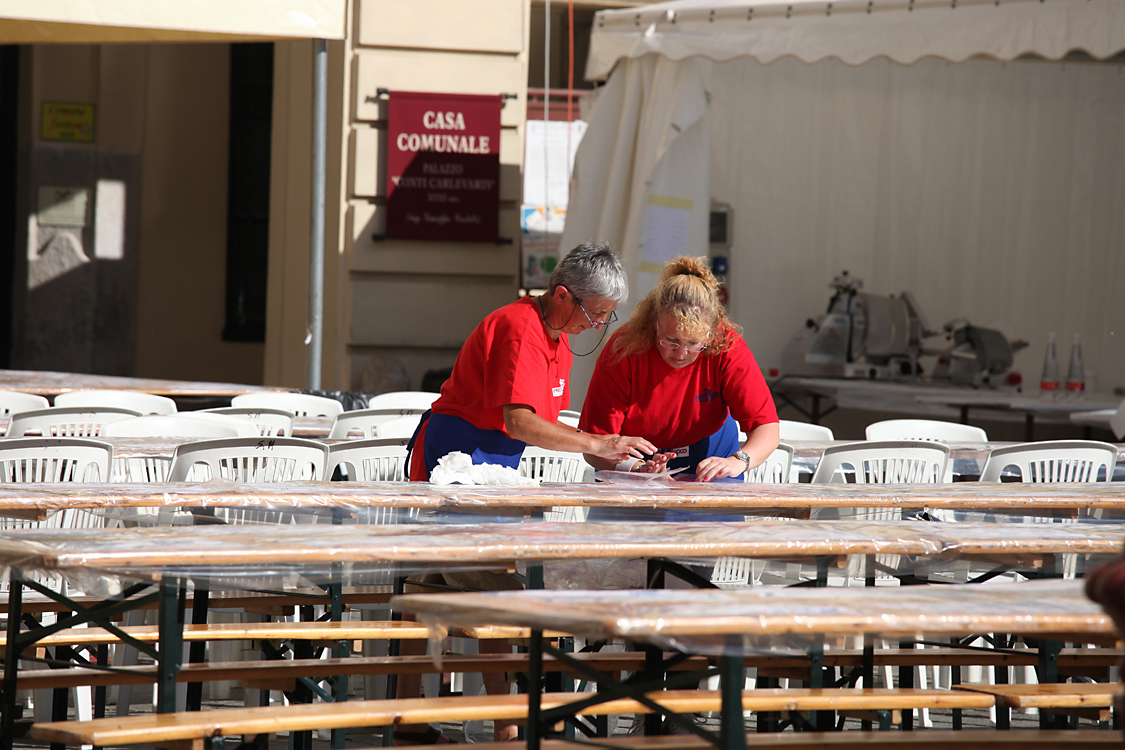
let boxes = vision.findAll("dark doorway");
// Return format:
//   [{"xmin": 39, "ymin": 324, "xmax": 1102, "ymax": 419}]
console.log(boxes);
[
  {"xmin": 222, "ymin": 42, "xmax": 273, "ymax": 342},
  {"xmin": 0, "ymin": 46, "xmax": 18, "ymax": 367}
]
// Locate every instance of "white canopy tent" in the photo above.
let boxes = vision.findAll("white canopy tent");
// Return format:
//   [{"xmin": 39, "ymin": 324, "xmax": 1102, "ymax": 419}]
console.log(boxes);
[
  {"xmin": 0, "ymin": 1, "xmax": 346, "ymax": 389},
  {"xmin": 561, "ymin": 0, "xmax": 1125, "ymax": 408}
]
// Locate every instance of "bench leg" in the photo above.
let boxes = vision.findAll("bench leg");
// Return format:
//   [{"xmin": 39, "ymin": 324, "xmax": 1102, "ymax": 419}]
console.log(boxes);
[
  {"xmin": 527, "ymin": 629, "xmax": 544, "ymax": 750},
  {"xmin": 186, "ymin": 587, "xmax": 210, "ymax": 712},
  {"xmin": 719, "ymin": 654, "xmax": 747, "ymax": 750},
  {"xmin": 156, "ymin": 577, "xmax": 185, "ymax": 715},
  {"xmin": 644, "ymin": 560, "xmax": 666, "ymax": 736},
  {"xmin": 2, "ymin": 569, "xmax": 24, "ymax": 750}
]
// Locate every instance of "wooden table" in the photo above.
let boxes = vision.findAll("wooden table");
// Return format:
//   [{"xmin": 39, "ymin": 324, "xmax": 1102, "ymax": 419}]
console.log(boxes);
[
  {"xmin": 2, "ymin": 480, "xmax": 1125, "ymax": 524},
  {"xmin": 0, "ymin": 368, "xmax": 289, "ymax": 398},
  {"xmin": 395, "ymin": 579, "xmax": 1113, "ymax": 749}
]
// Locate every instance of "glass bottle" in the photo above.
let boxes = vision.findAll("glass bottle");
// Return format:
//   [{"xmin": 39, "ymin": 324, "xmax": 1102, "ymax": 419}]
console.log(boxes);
[
  {"xmin": 1065, "ymin": 333, "xmax": 1085, "ymax": 399},
  {"xmin": 1040, "ymin": 332, "xmax": 1059, "ymax": 399}
]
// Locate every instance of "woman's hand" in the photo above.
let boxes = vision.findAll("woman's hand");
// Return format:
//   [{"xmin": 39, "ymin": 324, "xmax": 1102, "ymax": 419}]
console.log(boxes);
[
  {"xmin": 633, "ymin": 451, "xmax": 676, "ymax": 473},
  {"xmin": 695, "ymin": 455, "xmax": 747, "ymax": 482},
  {"xmin": 590, "ymin": 434, "xmax": 659, "ymax": 463}
]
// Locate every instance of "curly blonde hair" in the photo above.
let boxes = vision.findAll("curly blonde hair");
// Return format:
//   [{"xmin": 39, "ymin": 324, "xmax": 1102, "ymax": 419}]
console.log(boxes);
[{"xmin": 610, "ymin": 256, "xmax": 741, "ymax": 361}]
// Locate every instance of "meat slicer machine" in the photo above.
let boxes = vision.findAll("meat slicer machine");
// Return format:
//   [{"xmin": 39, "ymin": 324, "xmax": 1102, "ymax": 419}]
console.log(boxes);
[{"xmin": 781, "ymin": 272, "xmax": 1026, "ymax": 385}]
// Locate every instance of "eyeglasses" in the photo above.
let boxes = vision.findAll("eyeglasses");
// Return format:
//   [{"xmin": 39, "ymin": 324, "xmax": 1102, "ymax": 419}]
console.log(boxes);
[
  {"xmin": 575, "ymin": 298, "xmax": 618, "ymax": 329},
  {"xmin": 657, "ymin": 334, "xmax": 708, "ymax": 353}
]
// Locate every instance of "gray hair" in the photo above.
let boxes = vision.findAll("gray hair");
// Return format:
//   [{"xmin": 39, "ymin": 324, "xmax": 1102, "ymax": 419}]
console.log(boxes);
[{"xmin": 547, "ymin": 241, "xmax": 628, "ymax": 304}]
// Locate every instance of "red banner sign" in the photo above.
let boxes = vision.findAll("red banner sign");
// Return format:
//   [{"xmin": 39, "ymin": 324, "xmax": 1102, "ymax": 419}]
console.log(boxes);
[{"xmin": 386, "ymin": 91, "xmax": 502, "ymax": 242}]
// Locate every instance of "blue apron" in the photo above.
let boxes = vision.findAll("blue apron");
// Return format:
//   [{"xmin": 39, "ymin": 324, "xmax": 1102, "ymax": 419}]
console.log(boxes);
[
  {"xmin": 421, "ymin": 412, "xmax": 526, "ymax": 476},
  {"xmin": 590, "ymin": 414, "xmax": 745, "ymax": 523}
]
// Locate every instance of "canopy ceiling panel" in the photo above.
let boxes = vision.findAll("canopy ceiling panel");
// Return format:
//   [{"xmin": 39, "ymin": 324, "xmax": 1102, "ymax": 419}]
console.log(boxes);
[
  {"xmin": 0, "ymin": 0, "xmax": 347, "ymax": 44},
  {"xmin": 587, "ymin": 0, "xmax": 1125, "ymax": 79}
]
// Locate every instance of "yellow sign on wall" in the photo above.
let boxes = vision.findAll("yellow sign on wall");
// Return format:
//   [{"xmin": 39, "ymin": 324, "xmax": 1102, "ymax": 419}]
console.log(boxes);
[{"xmin": 41, "ymin": 102, "xmax": 95, "ymax": 143}]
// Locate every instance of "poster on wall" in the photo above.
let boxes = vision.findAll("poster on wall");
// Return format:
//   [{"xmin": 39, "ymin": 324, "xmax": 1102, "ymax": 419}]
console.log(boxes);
[
  {"xmin": 386, "ymin": 91, "xmax": 502, "ymax": 242},
  {"xmin": 521, "ymin": 205, "xmax": 566, "ymax": 289}
]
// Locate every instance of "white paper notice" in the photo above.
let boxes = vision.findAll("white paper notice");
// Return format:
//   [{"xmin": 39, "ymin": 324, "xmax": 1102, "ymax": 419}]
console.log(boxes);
[
  {"xmin": 642, "ymin": 196, "xmax": 693, "ymax": 268},
  {"xmin": 524, "ymin": 120, "xmax": 588, "ymax": 209}
]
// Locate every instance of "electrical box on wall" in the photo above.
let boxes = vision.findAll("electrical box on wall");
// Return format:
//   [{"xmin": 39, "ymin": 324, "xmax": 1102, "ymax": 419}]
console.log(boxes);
[{"xmin": 709, "ymin": 202, "xmax": 732, "ymax": 306}]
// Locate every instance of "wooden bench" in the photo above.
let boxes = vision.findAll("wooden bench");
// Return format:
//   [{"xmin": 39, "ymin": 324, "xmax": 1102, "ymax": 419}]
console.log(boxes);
[
  {"xmin": 12, "ymin": 647, "xmax": 1121, "ymax": 693},
  {"xmin": 428, "ymin": 730, "xmax": 1125, "ymax": 750},
  {"xmin": 405, "ymin": 730, "xmax": 1125, "ymax": 749},
  {"xmin": 30, "ymin": 689, "xmax": 998, "ymax": 748},
  {"xmin": 957, "ymin": 681, "xmax": 1124, "ymax": 722}
]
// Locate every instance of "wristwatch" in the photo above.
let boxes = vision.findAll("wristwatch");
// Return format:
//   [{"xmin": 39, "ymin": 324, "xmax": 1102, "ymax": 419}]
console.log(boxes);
[{"xmin": 733, "ymin": 451, "xmax": 751, "ymax": 474}]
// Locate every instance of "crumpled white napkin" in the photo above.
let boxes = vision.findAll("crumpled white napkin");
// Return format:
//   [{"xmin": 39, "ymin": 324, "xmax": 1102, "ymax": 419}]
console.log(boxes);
[{"xmin": 429, "ymin": 451, "xmax": 540, "ymax": 487}]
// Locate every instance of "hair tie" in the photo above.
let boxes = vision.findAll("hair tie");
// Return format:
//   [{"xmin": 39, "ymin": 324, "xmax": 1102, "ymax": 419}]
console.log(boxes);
[{"xmin": 680, "ymin": 269, "xmax": 702, "ymax": 279}]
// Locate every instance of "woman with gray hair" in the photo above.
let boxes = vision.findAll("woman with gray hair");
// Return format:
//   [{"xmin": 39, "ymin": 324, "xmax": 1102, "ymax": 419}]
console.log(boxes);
[{"xmin": 407, "ymin": 241, "xmax": 657, "ymax": 480}]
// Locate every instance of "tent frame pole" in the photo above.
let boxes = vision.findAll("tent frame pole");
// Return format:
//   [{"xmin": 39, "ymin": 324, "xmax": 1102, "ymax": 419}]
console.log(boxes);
[{"xmin": 308, "ymin": 38, "xmax": 327, "ymax": 390}]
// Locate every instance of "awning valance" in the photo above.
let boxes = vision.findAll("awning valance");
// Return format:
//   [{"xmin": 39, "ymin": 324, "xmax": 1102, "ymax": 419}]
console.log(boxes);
[{"xmin": 587, "ymin": 0, "xmax": 1125, "ymax": 80}]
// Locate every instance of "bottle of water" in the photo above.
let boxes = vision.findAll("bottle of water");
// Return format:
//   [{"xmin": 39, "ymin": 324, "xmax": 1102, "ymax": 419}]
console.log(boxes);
[
  {"xmin": 1040, "ymin": 332, "xmax": 1059, "ymax": 399},
  {"xmin": 1065, "ymin": 333, "xmax": 1085, "ymax": 399}
]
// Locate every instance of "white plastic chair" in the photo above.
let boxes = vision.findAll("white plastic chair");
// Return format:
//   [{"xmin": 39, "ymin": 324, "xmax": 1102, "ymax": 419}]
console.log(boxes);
[
  {"xmin": 520, "ymin": 446, "xmax": 586, "ymax": 483},
  {"xmin": 557, "ymin": 410, "xmax": 582, "ymax": 428},
  {"xmin": 231, "ymin": 392, "xmax": 343, "ymax": 418},
  {"xmin": 811, "ymin": 440, "xmax": 950, "ymax": 484},
  {"xmin": 364, "ymin": 391, "xmax": 439, "ymax": 411},
  {"xmin": 102, "ymin": 415, "xmax": 254, "ymax": 438},
  {"xmin": 373, "ymin": 414, "xmax": 424, "ymax": 439},
  {"xmin": 6, "ymin": 406, "xmax": 142, "ymax": 438},
  {"xmin": 167, "ymin": 437, "xmax": 329, "ymax": 482},
  {"xmin": 1069, "ymin": 397, "xmax": 1125, "ymax": 440},
  {"xmin": 779, "ymin": 420, "xmax": 834, "ymax": 441},
  {"xmin": 329, "ymin": 408, "xmax": 427, "ymax": 439},
  {"xmin": 54, "ymin": 389, "xmax": 177, "ymax": 415},
  {"xmin": 866, "ymin": 419, "xmax": 987, "ymax": 443},
  {"xmin": 744, "ymin": 443, "xmax": 794, "ymax": 484},
  {"xmin": 979, "ymin": 440, "xmax": 1117, "ymax": 483},
  {"xmin": 201, "ymin": 407, "xmax": 294, "ymax": 437},
  {"xmin": 520, "ymin": 447, "xmax": 588, "ymax": 522},
  {"xmin": 0, "ymin": 437, "xmax": 113, "ymax": 483},
  {"xmin": 328, "ymin": 438, "xmax": 410, "ymax": 481},
  {"xmin": 0, "ymin": 391, "xmax": 49, "ymax": 416}
]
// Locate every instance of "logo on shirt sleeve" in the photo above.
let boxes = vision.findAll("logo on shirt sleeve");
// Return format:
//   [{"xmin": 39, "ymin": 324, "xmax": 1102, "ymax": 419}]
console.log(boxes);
[{"xmin": 552, "ymin": 378, "xmax": 565, "ymax": 397}]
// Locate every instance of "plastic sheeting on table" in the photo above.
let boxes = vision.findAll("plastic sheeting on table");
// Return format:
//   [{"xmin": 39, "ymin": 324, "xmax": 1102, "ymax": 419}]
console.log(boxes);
[
  {"xmin": 398, "ymin": 578, "xmax": 1114, "ymax": 655},
  {"xmin": 0, "ymin": 519, "xmax": 1120, "ymax": 598},
  {"xmin": 2, "ymin": 481, "xmax": 1125, "ymax": 519}
]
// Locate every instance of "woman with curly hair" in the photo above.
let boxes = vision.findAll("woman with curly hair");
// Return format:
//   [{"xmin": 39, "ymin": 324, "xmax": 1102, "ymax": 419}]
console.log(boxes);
[{"xmin": 579, "ymin": 255, "xmax": 780, "ymax": 483}]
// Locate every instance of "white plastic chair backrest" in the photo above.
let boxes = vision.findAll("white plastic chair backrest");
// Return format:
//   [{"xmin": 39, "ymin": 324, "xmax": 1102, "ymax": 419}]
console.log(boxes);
[
  {"xmin": 101, "ymin": 415, "xmax": 250, "ymax": 438},
  {"xmin": 364, "ymin": 391, "xmax": 439, "ymax": 411},
  {"xmin": 0, "ymin": 437, "xmax": 113, "ymax": 482},
  {"xmin": 231, "ymin": 392, "xmax": 343, "ymax": 418},
  {"xmin": 811, "ymin": 440, "xmax": 950, "ymax": 484},
  {"xmin": 328, "ymin": 438, "xmax": 409, "ymax": 481},
  {"xmin": 866, "ymin": 419, "xmax": 988, "ymax": 442},
  {"xmin": 167, "ymin": 437, "xmax": 329, "ymax": 482},
  {"xmin": 201, "ymin": 407, "xmax": 294, "ymax": 437},
  {"xmin": 979, "ymin": 440, "xmax": 1117, "ymax": 483},
  {"xmin": 0, "ymin": 391, "xmax": 49, "ymax": 416},
  {"xmin": 6, "ymin": 406, "xmax": 143, "ymax": 438},
  {"xmin": 519, "ymin": 446, "xmax": 585, "ymax": 483},
  {"xmin": 779, "ymin": 420, "xmax": 834, "ymax": 441},
  {"xmin": 745, "ymin": 443, "xmax": 794, "ymax": 484},
  {"xmin": 375, "ymin": 414, "xmax": 424, "ymax": 439},
  {"xmin": 54, "ymin": 389, "xmax": 177, "ymax": 415},
  {"xmin": 329, "ymin": 407, "xmax": 427, "ymax": 439}
]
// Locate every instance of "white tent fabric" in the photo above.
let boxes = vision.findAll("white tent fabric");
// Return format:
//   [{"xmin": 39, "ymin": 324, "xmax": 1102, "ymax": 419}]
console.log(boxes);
[
  {"xmin": 588, "ymin": 0, "xmax": 1125, "ymax": 79},
  {"xmin": 559, "ymin": 55, "xmax": 712, "ymax": 401},
  {"xmin": 562, "ymin": 0, "xmax": 1125, "ymax": 408},
  {"xmin": 0, "ymin": 0, "xmax": 346, "ymax": 43}
]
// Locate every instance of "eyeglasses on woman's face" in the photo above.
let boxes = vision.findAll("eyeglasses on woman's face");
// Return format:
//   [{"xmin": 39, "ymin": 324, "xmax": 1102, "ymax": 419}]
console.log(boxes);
[
  {"xmin": 573, "ymin": 296, "xmax": 618, "ymax": 329},
  {"xmin": 655, "ymin": 323, "xmax": 708, "ymax": 352}
]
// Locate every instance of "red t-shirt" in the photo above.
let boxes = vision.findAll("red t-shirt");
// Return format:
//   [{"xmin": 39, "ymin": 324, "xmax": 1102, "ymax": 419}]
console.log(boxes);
[
  {"xmin": 579, "ymin": 331, "xmax": 778, "ymax": 448},
  {"xmin": 430, "ymin": 296, "xmax": 572, "ymax": 434}
]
